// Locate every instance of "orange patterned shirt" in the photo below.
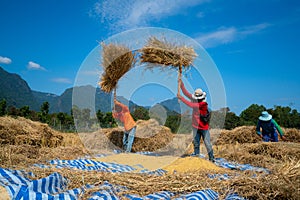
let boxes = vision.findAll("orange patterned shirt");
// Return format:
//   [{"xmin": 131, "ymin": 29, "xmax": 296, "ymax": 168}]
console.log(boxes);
[{"xmin": 113, "ymin": 101, "xmax": 136, "ymax": 131}]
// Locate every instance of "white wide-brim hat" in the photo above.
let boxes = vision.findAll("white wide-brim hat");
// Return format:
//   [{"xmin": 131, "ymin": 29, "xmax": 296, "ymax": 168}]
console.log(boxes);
[
  {"xmin": 259, "ymin": 111, "xmax": 272, "ymax": 121},
  {"xmin": 192, "ymin": 88, "xmax": 206, "ymax": 100}
]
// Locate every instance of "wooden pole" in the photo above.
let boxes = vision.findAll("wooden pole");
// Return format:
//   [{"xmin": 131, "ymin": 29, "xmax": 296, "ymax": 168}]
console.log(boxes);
[
  {"xmin": 177, "ymin": 65, "xmax": 182, "ymax": 104},
  {"xmin": 178, "ymin": 65, "xmax": 182, "ymax": 94},
  {"xmin": 113, "ymin": 88, "xmax": 117, "ymax": 112}
]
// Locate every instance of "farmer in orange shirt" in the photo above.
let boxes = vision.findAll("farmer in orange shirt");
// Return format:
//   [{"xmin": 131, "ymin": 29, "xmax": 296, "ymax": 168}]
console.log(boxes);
[{"xmin": 112, "ymin": 100, "xmax": 137, "ymax": 152}]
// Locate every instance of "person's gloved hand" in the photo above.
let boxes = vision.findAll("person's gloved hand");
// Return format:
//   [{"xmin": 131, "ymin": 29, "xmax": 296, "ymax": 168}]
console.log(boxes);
[{"xmin": 281, "ymin": 135, "xmax": 286, "ymax": 141}]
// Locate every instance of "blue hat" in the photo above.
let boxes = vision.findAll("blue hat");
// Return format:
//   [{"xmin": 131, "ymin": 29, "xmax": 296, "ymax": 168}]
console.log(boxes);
[{"xmin": 259, "ymin": 111, "xmax": 272, "ymax": 121}]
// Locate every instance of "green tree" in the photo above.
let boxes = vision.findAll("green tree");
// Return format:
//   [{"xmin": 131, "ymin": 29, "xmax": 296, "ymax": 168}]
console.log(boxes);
[
  {"xmin": 165, "ymin": 114, "xmax": 180, "ymax": 133},
  {"xmin": 39, "ymin": 102, "xmax": 50, "ymax": 123},
  {"xmin": 289, "ymin": 109, "xmax": 300, "ymax": 128},
  {"xmin": 81, "ymin": 108, "xmax": 91, "ymax": 120},
  {"xmin": 64, "ymin": 113, "xmax": 75, "ymax": 131},
  {"xmin": 81, "ymin": 108, "xmax": 91, "ymax": 129},
  {"xmin": 19, "ymin": 105, "xmax": 30, "ymax": 118},
  {"xmin": 224, "ymin": 111, "xmax": 241, "ymax": 130},
  {"xmin": 240, "ymin": 104, "xmax": 266, "ymax": 125},
  {"xmin": 96, "ymin": 109, "xmax": 105, "ymax": 125},
  {"xmin": 103, "ymin": 112, "xmax": 117, "ymax": 128},
  {"xmin": 7, "ymin": 106, "xmax": 19, "ymax": 117},
  {"xmin": 0, "ymin": 99, "xmax": 7, "ymax": 116},
  {"xmin": 131, "ymin": 107, "xmax": 150, "ymax": 121},
  {"xmin": 271, "ymin": 106, "xmax": 291, "ymax": 127},
  {"xmin": 71, "ymin": 105, "xmax": 81, "ymax": 128},
  {"xmin": 57, "ymin": 112, "xmax": 66, "ymax": 130},
  {"xmin": 210, "ymin": 108, "xmax": 227, "ymax": 129},
  {"xmin": 41, "ymin": 102, "xmax": 49, "ymax": 115}
]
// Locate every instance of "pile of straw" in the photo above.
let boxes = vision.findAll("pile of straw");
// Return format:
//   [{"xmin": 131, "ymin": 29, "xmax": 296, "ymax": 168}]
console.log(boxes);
[
  {"xmin": 228, "ymin": 160, "xmax": 300, "ymax": 200},
  {"xmin": 216, "ymin": 126, "xmax": 261, "ymax": 145},
  {"xmin": 99, "ymin": 43, "xmax": 136, "ymax": 93},
  {"xmin": 216, "ymin": 126, "xmax": 300, "ymax": 145},
  {"xmin": 0, "ymin": 116, "xmax": 63, "ymax": 147},
  {"xmin": 105, "ymin": 120, "xmax": 174, "ymax": 152},
  {"xmin": 215, "ymin": 142, "xmax": 300, "ymax": 169},
  {"xmin": 140, "ymin": 37, "xmax": 197, "ymax": 69},
  {"xmin": 246, "ymin": 142, "xmax": 300, "ymax": 161},
  {"xmin": 283, "ymin": 128, "xmax": 300, "ymax": 142}
]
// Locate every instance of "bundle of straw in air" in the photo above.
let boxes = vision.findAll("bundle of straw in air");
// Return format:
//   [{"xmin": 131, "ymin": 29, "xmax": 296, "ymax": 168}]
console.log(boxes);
[
  {"xmin": 99, "ymin": 42, "xmax": 136, "ymax": 93},
  {"xmin": 140, "ymin": 36, "xmax": 197, "ymax": 70}
]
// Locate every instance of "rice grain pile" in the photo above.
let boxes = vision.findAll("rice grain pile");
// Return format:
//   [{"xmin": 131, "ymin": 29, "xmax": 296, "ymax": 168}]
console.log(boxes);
[{"xmin": 163, "ymin": 156, "xmax": 221, "ymax": 173}]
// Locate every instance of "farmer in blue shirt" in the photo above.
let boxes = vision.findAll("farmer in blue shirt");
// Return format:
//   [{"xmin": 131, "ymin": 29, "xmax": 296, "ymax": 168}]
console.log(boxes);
[{"xmin": 256, "ymin": 111, "xmax": 286, "ymax": 142}]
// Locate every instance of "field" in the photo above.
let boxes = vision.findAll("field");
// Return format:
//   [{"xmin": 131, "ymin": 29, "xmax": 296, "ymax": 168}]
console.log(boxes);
[{"xmin": 0, "ymin": 116, "xmax": 299, "ymax": 199}]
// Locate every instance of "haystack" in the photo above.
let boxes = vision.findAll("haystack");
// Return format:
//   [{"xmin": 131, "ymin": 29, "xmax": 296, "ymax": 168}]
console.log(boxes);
[
  {"xmin": 216, "ymin": 126, "xmax": 261, "ymax": 145},
  {"xmin": 0, "ymin": 116, "xmax": 63, "ymax": 147},
  {"xmin": 282, "ymin": 128, "xmax": 300, "ymax": 142},
  {"xmin": 99, "ymin": 42, "xmax": 136, "ymax": 93},
  {"xmin": 216, "ymin": 126, "xmax": 300, "ymax": 145},
  {"xmin": 105, "ymin": 119, "xmax": 174, "ymax": 152}
]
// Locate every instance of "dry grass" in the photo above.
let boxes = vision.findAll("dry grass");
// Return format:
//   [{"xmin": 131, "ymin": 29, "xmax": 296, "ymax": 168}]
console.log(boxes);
[
  {"xmin": 0, "ymin": 116, "xmax": 63, "ymax": 147},
  {"xmin": 99, "ymin": 42, "xmax": 136, "ymax": 93},
  {"xmin": 140, "ymin": 36, "xmax": 197, "ymax": 70},
  {"xmin": 27, "ymin": 161, "xmax": 300, "ymax": 200},
  {"xmin": 216, "ymin": 126, "xmax": 261, "ymax": 145},
  {"xmin": 104, "ymin": 120, "xmax": 174, "ymax": 153},
  {"xmin": 1, "ymin": 116, "xmax": 300, "ymax": 199},
  {"xmin": 215, "ymin": 125, "xmax": 300, "ymax": 145}
]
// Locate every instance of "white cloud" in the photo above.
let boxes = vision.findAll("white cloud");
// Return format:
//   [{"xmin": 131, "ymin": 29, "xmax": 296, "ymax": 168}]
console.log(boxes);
[
  {"xmin": 196, "ymin": 12, "xmax": 205, "ymax": 18},
  {"xmin": 51, "ymin": 78, "xmax": 72, "ymax": 84},
  {"xmin": 0, "ymin": 56, "xmax": 12, "ymax": 64},
  {"xmin": 196, "ymin": 27, "xmax": 237, "ymax": 48},
  {"xmin": 90, "ymin": 0, "xmax": 209, "ymax": 31},
  {"xmin": 196, "ymin": 23, "xmax": 271, "ymax": 48},
  {"xmin": 27, "ymin": 61, "xmax": 46, "ymax": 70}
]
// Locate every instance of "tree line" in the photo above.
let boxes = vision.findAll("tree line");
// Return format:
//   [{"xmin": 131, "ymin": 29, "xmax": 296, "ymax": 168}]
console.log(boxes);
[{"xmin": 0, "ymin": 99, "xmax": 299, "ymax": 133}]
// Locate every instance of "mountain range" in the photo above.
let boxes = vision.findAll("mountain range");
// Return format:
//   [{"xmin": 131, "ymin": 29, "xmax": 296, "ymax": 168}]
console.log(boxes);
[{"xmin": 0, "ymin": 67, "xmax": 185, "ymax": 114}]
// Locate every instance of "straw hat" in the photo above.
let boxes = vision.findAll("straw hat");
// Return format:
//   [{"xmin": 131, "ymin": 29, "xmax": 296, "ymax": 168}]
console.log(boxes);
[
  {"xmin": 259, "ymin": 111, "xmax": 272, "ymax": 121},
  {"xmin": 192, "ymin": 88, "xmax": 206, "ymax": 100}
]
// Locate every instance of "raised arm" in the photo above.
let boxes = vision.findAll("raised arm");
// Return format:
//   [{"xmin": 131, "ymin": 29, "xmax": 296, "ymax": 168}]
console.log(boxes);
[
  {"xmin": 180, "ymin": 82, "xmax": 193, "ymax": 99},
  {"xmin": 178, "ymin": 95, "xmax": 200, "ymax": 109},
  {"xmin": 114, "ymin": 100, "xmax": 129, "ymax": 112}
]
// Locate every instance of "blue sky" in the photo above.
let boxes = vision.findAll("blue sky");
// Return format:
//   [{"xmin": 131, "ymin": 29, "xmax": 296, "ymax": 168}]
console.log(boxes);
[{"xmin": 0, "ymin": 0, "xmax": 300, "ymax": 114}]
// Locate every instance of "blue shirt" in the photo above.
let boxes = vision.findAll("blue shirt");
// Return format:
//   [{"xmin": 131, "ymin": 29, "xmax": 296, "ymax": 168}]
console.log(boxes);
[{"xmin": 256, "ymin": 119, "xmax": 284, "ymax": 136}]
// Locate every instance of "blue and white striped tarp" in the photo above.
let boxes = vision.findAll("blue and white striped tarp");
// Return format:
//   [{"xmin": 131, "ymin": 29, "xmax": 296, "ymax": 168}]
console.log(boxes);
[
  {"xmin": 125, "ymin": 191, "xmax": 175, "ymax": 200},
  {"xmin": 214, "ymin": 158, "xmax": 270, "ymax": 174},
  {"xmin": 175, "ymin": 189, "xmax": 219, "ymax": 200},
  {"xmin": 33, "ymin": 158, "xmax": 167, "ymax": 176},
  {"xmin": 0, "ymin": 168, "xmax": 82, "ymax": 199},
  {"xmin": 1, "ymin": 167, "xmax": 245, "ymax": 200},
  {"xmin": 48, "ymin": 159, "xmax": 135, "ymax": 173}
]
